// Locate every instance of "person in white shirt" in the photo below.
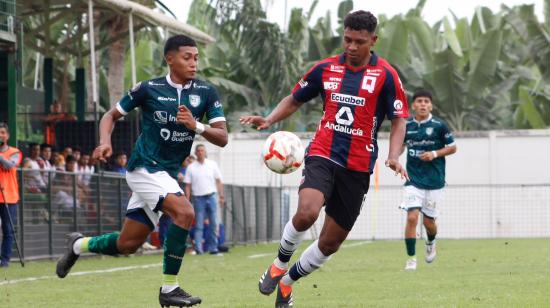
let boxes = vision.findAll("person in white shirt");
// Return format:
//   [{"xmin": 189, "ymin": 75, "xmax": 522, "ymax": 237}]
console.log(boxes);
[
  {"xmin": 23, "ymin": 143, "xmax": 47, "ymax": 193},
  {"xmin": 39, "ymin": 143, "xmax": 55, "ymax": 184},
  {"xmin": 184, "ymin": 144, "xmax": 224, "ymax": 254}
]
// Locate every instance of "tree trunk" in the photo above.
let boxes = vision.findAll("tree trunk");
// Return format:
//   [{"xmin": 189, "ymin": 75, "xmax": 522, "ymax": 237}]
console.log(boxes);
[{"xmin": 107, "ymin": 15, "xmax": 128, "ymax": 107}]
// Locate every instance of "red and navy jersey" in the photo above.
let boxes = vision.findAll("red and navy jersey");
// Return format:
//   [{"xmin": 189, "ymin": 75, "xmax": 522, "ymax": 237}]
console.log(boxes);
[{"xmin": 292, "ymin": 52, "xmax": 408, "ymax": 173}]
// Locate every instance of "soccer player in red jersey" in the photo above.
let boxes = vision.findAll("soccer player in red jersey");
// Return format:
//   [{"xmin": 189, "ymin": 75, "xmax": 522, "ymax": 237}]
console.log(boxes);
[{"xmin": 241, "ymin": 10, "xmax": 409, "ymax": 307}]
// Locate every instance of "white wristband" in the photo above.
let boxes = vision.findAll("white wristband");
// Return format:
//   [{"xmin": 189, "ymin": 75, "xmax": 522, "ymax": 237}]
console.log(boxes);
[
  {"xmin": 432, "ymin": 151, "xmax": 438, "ymax": 158},
  {"xmin": 194, "ymin": 122, "xmax": 210, "ymax": 135}
]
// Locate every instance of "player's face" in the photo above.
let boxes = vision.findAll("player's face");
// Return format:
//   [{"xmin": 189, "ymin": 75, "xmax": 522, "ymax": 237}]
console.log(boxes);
[
  {"xmin": 412, "ymin": 96, "xmax": 433, "ymax": 120},
  {"xmin": 166, "ymin": 46, "xmax": 199, "ymax": 82},
  {"xmin": 343, "ymin": 28, "xmax": 378, "ymax": 67}
]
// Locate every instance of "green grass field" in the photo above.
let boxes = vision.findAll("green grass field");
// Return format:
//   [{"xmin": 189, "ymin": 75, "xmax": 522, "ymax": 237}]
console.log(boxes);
[{"xmin": 1, "ymin": 239, "xmax": 549, "ymax": 307}]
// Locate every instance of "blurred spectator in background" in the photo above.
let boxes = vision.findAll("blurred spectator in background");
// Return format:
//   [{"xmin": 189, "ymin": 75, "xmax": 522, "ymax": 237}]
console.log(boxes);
[
  {"xmin": 53, "ymin": 152, "xmax": 65, "ymax": 171},
  {"xmin": 45, "ymin": 100, "xmax": 77, "ymax": 145},
  {"xmin": 111, "ymin": 152, "xmax": 127, "ymax": 174},
  {"xmin": 39, "ymin": 143, "xmax": 54, "ymax": 184},
  {"xmin": 23, "ymin": 142, "xmax": 47, "ymax": 193},
  {"xmin": 72, "ymin": 147, "xmax": 82, "ymax": 169},
  {"xmin": 78, "ymin": 153, "xmax": 94, "ymax": 186},
  {"xmin": 184, "ymin": 144, "xmax": 225, "ymax": 255},
  {"xmin": 52, "ymin": 155, "xmax": 80, "ymax": 222},
  {"xmin": 159, "ymin": 155, "xmax": 196, "ymax": 248},
  {"xmin": 0, "ymin": 122, "xmax": 22, "ymax": 267}
]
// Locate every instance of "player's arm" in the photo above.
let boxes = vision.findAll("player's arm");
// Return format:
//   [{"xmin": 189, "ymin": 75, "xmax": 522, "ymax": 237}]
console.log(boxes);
[
  {"xmin": 215, "ymin": 178, "xmax": 224, "ymax": 207},
  {"xmin": 0, "ymin": 152, "xmax": 21, "ymax": 170},
  {"xmin": 184, "ymin": 183, "xmax": 191, "ymax": 200},
  {"xmin": 176, "ymin": 105, "xmax": 228, "ymax": 147},
  {"xmin": 92, "ymin": 107, "xmax": 124, "ymax": 162},
  {"xmin": 385, "ymin": 117, "xmax": 409, "ymax": 180},
  {"xmin": 239, "ymin": 95, "xmax": 301, "ymax": 130},
  {"xmin": 419, "ymin": 144, "xmax": 457, "ymax": 161}
]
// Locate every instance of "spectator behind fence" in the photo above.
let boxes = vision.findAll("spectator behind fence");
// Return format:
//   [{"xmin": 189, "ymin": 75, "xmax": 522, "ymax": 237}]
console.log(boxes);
[
  {"xmin": 39, "ymin": 143, "xmax": 54, "ymax": 184},
  {"xmin": 52, "ymin": 155, "xmax": 81, "ymax": 222},
  {"xmin": 53, "ymin": 152, "xmax": 65, "ymax": 171},
  {"xmin": 158, "ymin": 155, "xmax": 196, "ymax": 247},
  {"xmin": 111, "ymin": 152, "xmax": 127, "ymax": 174},
  {"xmin": 78, "ymin": 153, "xmax": 94, "ymax": 186},
  {"xmin": 72, "ymin": 147, "xmax": 82, "ymax": 169},
  {"xmin": 184, "ymin": 144, "xmax": 225, "ymax": 255},
  {"xmin": 45, "ymin": 101, "xmax": 77, "ymax": 145},
  {"xmin": 0, "ymin": 122, "xmax": 23, "ymax": 267},
  {"xmin": 23, "ymin": 142, "xmax": 47, "ymax": 193}
]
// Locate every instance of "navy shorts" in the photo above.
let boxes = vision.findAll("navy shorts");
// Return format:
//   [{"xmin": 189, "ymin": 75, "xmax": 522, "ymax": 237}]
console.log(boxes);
[{"xmin": 298, "ymin": 156, "xmax": 370, "ymax": 231}]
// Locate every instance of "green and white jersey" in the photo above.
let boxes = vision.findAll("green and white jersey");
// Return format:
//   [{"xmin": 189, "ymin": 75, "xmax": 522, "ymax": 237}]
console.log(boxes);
[
  {"xmin": 404, "ymin": 114, "xmax": 455, "ymax": 190},
  {"xmin": 116, "ymin": 75, "xmax": 225, "ymax": 179}
]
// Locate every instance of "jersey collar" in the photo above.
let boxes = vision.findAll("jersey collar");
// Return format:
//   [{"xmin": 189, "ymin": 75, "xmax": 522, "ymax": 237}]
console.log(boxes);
[
  {"xmin": 413, "ymin": 113, "xmax": 433, "ymax": 124},
  {"xmin": 338, "ymin": 51, "xmax": 379, "ymax": 68},
  {"xmin": 166, "ymin": 74, "xmax": 193, "ymax": 90}
]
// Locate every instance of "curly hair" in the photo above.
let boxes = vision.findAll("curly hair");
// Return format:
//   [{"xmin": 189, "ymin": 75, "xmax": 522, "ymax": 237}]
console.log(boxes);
[{"xmin": 343, "ymin": 10, "xmax": 377, "ymax": 33}]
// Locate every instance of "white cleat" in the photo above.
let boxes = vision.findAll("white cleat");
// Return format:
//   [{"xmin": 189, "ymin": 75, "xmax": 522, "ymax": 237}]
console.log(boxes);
[
  {"xmin": 425, "ymin": 242, "xmax": 436, "ymax": 263},
  {"xmin": 405, "ymin": 258, "xmax": 417, "ymax": 270}
]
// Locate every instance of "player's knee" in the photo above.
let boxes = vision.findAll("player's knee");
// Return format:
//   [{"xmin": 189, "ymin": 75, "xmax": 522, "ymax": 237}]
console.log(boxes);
[
  {"xmin": 172, "ymin": 201, "xmax": 194, "ymax": 225},
  {"xmin": 318, "ymin": 240, "xmax": 339, "ymax": 256},
  {"xmin": 406, "ymin": 214, "xmax": 419, "ymax": 226},
  {"xmin": 117, "ymin": 240, "xmax": 142, "ymax": 255}
]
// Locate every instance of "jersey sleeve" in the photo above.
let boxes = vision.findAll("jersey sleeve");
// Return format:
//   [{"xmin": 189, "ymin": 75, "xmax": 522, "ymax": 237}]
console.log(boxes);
[
  {"xmin": 205, "ymin": 86, "xmax": 226, "ymax": 124},
  {"xmin": 116, "ymin": 81, "xmax": 147, "ymax": 115},
  {"xmin": 291, "ymin": 63, "xmax": 323, "ymax": 103},
  {"xmin": 380, "ymin": 67, "xmax": 409, "ymax": 120},
  {"xmin": 440, "ymin": 121, "xmax": 455, "ymax": 146}
]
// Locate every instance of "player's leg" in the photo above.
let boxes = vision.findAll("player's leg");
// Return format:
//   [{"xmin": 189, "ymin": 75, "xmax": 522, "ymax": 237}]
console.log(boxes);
[
  {"xmin": 56, "ymin": 192, "xmax": 153, "ymax": 278},
  {"xmin": 275, "ymin": 165, "xmax": 369, "ymax": 307},
  {"xmin": 422, "ymin": 188, "xmax": 442, "ymax": 263},
  {"xmin": 192, "ymin": 196, "xmax": 206, "ymax": 254},
  {"xmin": 404, "ymin": 209, "xmax": 420, "ymax": 270},
  {"xmin": 0, "ymin": 204, "xmax": 17, "ymax": 267},
  {"xmin": 259, "ymin": 156, "xmax": 333, "ymax": 296}
]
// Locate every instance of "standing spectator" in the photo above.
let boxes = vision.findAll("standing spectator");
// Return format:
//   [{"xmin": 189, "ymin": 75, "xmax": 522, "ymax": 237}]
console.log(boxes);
[
  {"xmin": 44, "ymin": 100, "xmax": 77, "ymax": 145},
  {"xmin": 23, "ymin": 142, "xmax": 46, "ymax": 193},
  {"xmin": 78, "ymin": 153, "xmax": 94, "ymax": 186},
  {"xmin": 184, "ymin": 144, "xmax": 225, "ymax": 255},
  {"xmin": 111, "ymin": 152, "xmax": 127, "ymax": 174},
  {"xmin": 39, "ymin": 143, "xmax": 54, "ymax": 184},
  {"xmin": 159, "ymin": 155, "xmax": 196, "ymax": 248},
  {"xmin": 0, "ymin": 122, "xmax": 23, "ymax": 267}
]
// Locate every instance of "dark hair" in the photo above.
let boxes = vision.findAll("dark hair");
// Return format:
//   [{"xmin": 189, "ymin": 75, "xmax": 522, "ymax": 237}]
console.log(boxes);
[
  {"xmin": 344, "ymin": 10, "xmax": 377, "ymax": 32},
  {"xmin": 65, "ymin": 154, "xmax": 76, "ymax": 164},
  {"xmin": 412, "ymin": 89, "xmax": 433, "ymax": 102},
  {"xmin": 115, "ymin": 152, "xmax": 127, "ymax": 158},
  {"xmin": 29, "ymin": 142, "xmax": 39, "ymax": 149},
  {"xmin": 40, "ymin": 143, "xmax": 52, "ymax": 150},
  {"xmin": 0, "ymin": 122, "xmax": 9, "ymax": 133},
  {"xmin": 73, "ymin": 146, "xmax": 81, "ymax": 153},
  {"xmin": 164, "ymin": 35, "xmax": 197, "ymax": 56}
]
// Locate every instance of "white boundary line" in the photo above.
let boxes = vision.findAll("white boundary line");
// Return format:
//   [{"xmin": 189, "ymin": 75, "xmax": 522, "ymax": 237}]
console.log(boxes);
[{"xmin": 0, "ymin": 263, "xmax": 161, "ymax": 286}]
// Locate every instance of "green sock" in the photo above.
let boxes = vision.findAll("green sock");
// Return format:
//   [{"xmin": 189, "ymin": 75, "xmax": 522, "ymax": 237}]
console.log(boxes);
[
  {"xmin": 163, "ymin": 224, "xmax": 189, "ymax": 280},
  {"xmin": 427, "ymin": 233, "xmax": 436, "ymax": 243},
  {"xmin": 405, "ymin": 238, "xmax": 416, "ymax": 257},
  {"xmin": 87, "ymin": 232, "xmax": 120, "ymax": 256}
]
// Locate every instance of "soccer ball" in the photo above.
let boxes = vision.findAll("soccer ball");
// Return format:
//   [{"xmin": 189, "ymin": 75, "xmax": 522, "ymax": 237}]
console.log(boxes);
[{"xmin": 262, "ymin": 131, "xmax": 305, "ymax": 174}]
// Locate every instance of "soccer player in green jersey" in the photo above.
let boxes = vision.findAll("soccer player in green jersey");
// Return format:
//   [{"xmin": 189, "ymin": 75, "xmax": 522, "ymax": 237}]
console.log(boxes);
[
  {"xmin": 56, "ymin": 35, "xmax": 228, "ymax": 307},
  {"xmin": 401, "ymin": 89, "xmax": 457, "ymax": 270}
]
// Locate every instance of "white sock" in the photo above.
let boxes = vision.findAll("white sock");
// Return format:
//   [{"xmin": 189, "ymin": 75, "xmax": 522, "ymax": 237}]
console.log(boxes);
[
  {"xmin": 281, "ymin": 273, "xmax": 295, "ymax": 286},
  {"xmin": 277, "ymin": 220, "xmax": 305, "ymax": 264},
  {"xmin": 293, "ymin": 240, "xmax": 331, "ymax": 280},
  {"xmin": 161, "ymin": 284, "xmax": 179, "ymax": 293},
  {"xmin": 274, "ymin": 257, "xmax": 288, "ymax": 270},
  {"xmin": 73, "ymin": 238, "xmax": 83, "ymax": 255}
]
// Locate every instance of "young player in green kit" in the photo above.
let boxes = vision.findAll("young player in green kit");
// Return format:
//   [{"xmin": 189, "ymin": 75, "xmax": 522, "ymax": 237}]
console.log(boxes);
[{"xmin": 56, "ymin": 35, "xmax": 228, "ymax": 307}]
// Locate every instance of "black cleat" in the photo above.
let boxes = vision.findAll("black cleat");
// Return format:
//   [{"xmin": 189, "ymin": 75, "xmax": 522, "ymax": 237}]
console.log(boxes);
[
  {"xmin": 56, "ymin": 232, "xmax": 83, "ymax": 278},
  {"xmin": 159, "ymin": 287, "xmax": 202, "ymax": 307},
  {"xmin": 275, "ymin": 281, "xmax": 294, "ymax": 308}
]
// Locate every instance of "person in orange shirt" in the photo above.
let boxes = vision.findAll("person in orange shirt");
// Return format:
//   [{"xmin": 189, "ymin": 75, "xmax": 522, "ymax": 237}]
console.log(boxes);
[{"xmin": 0, "ymin": 122, "xmax": 22, "ymax": 267}]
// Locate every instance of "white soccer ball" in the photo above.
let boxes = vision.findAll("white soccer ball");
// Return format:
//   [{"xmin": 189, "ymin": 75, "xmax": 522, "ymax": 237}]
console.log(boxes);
[{"xmin": 261, "ymin": 131, "xmax": 305, "ymax": 174}]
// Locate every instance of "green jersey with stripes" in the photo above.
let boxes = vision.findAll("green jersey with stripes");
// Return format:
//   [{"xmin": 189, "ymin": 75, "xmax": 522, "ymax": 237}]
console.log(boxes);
[
  {"xmin": 404, "ymin": 114, "xmax": 455, "ymax": 190},
  {"xmin": 116, "ymin": 75, "xmax": 225, "ymax": 179}
]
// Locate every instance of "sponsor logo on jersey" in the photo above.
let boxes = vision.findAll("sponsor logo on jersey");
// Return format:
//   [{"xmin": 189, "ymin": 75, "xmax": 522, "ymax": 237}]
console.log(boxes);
[
  {"xmin": 189, "ymin": 95, "xmax": 201, "ymax": 107},
  {"xmin": 193, "ymin": 83, "xmax": 209, "ymax": 89},
  {"xmin": 329, "ymin": 77, "xmax": 342, "ymax": 82},
  {"xmin": 148, "ymin": 81, "xmax": 164, "ymax": 86},
  {"xmin": 214, "ymin": 101, "xmax": 222, "ymax": 108},
  {"xmin": 335, "ymin": 106, "xmax": 354, "ymax": 126},
  {"xmin": 329, "ymin": 65, "xmax": 345, "ymax": 73},
  {"xmin": 324, "ymin": 122, "xmax": 363, "ymax": 136},
  {"xmin": 159, "ymin": 128, "xmax": 194, "ymax": 143},
  {"xmin": 160, "ymin": 128, "xmax": 171, "ymax": 141},
  {"xmin": 331, "ymin": 93, "xmax": 365, "ymax": 106},
  {"xmin": 323, "ymin": 82, "xmax": 339, "ymax": 90},
  {"xmin": 158, "ymin": 96, "xmax": 177, "ymax": 102},
  {"xmin": 361, "ymin": 76, "xmax": 377, "ymax": 93},
  {"xmin": 426, "ymin": 127, "xmax": 434, "ymax": 135},
  {"xmin": 406, "ymin": 140, "xmax": 436, "ymax": 147},
  {"xmin": 393, "ymin": 99, "xmax": 405, "ymax": 115},
  {"xmin": 298, "ymin": 78, "xmax": 308, "ymax": 88},
  {"xmin": 154, "ymin": 111, "xmax": 168, "ymax": 124}
]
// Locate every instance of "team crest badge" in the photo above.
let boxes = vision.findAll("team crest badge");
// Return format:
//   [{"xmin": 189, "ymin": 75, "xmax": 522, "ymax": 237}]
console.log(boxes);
[
  {"xmin": 189, "ymin": 95, "xmax": 201, "ymax": 107},
  {"xmin": 426, "ymin": 127, "xmax": 434, "ymax": 135}
]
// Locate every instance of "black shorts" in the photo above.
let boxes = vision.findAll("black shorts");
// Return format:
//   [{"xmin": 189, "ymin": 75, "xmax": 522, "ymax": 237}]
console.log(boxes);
[{"xmin": 298, "ymin": 156, "xmax": 371, "ymax": 231}]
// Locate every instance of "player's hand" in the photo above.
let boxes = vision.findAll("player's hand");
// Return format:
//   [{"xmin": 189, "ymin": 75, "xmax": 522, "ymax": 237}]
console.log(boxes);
[
  {"xmin": 92, "ymin": 144, "xmax": 113, "ymax": 163},
  {"xmin": 385, "ymin": 158, "xmax": 410, "ymax": 181},
  {"xmin": 177, "ymin": 105, "xmax": 197, "ymax": 130},
  {"xmin": 239, "ymin": 115, "xmax": 271, "ymax": 130},
  {"xmin": 218, "ymin": 195, "xmax": 225, "ymax": 207},
  {"xmin": 419, "ymin": 151, "xmax": 436, "ymax": 161}
]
